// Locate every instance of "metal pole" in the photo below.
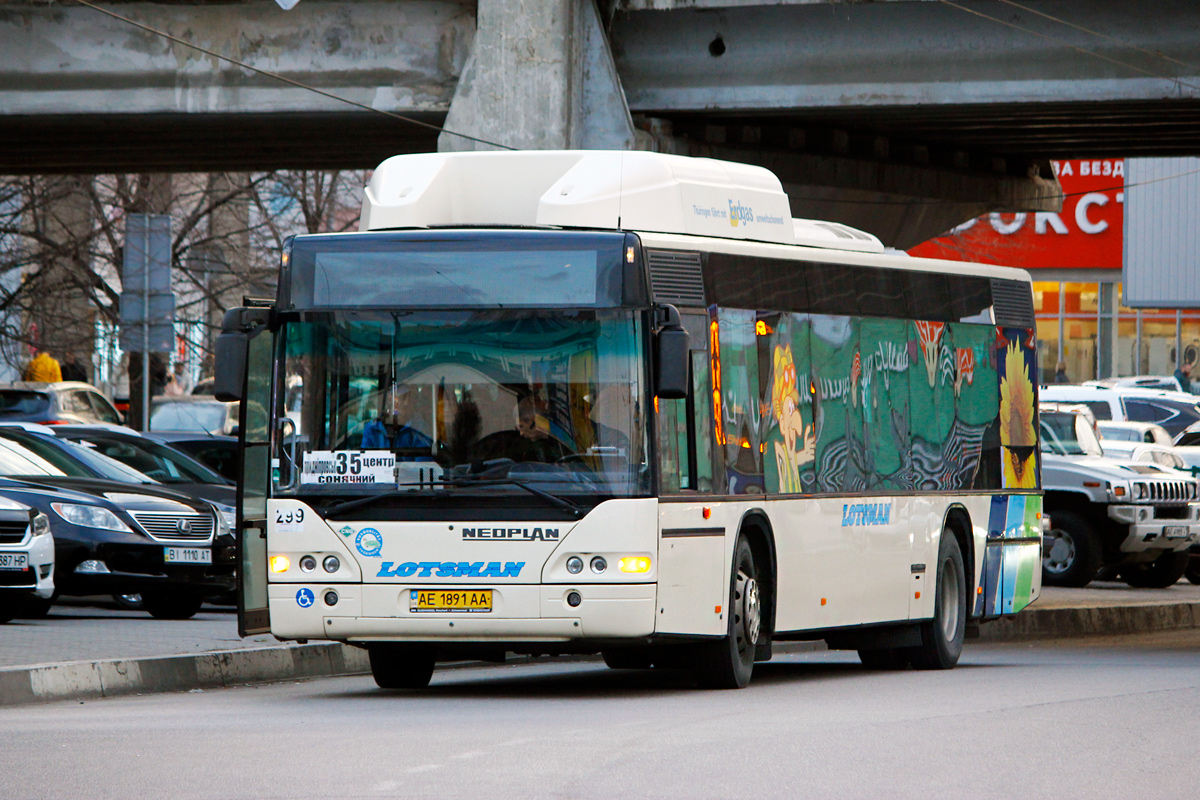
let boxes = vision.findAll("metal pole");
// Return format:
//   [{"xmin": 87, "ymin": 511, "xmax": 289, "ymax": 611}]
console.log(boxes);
[
  {"xmin": 142, "ymin": 221, "xmax": 150, "ymax": 432},
  {"xmin": 1135, "ymin": 308, "xmax": 1143, "ymax": 374}
]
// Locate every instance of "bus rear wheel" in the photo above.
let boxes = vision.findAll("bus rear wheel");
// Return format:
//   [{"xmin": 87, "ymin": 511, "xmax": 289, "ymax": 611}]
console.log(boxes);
[
  {"xmin": 696, "ymin": 536, "xmax": 760, "ymax": 689},
  {"xmin": 368, "ymin": 644, "xmax": 436, "ymax": 689},
  {"xmin": 907, "ymin": 531, "xmax": 966, "ymax": 670}
]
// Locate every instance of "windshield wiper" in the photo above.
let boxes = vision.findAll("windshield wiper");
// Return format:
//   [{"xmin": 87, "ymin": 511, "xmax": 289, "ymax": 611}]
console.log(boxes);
[{"xmin": 321, "ymin": 477, "xmax": 583, "ymax": 519}]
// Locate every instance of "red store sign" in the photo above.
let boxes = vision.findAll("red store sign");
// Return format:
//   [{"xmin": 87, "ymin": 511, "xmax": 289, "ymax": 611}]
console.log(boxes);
[{"xmin": 908, "ymin": 159, "xmax": 1124, "ymax": 269}]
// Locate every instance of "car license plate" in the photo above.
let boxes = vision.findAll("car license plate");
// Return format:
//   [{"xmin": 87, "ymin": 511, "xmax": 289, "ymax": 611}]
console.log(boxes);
[
  {"xmin": 0, "ymin": 553, "xmax": 28, "ymax": 571},
  {"xmin": 409, "ymin": 589, "xmax": 492, "ymax": 613},
  {"xmin": 1163, "ymin": 525, "xmax": 1189, "ymax": 539},
  {"xmin": 164, "ymin": 546, "xmax": 212, "ymax": 564}
]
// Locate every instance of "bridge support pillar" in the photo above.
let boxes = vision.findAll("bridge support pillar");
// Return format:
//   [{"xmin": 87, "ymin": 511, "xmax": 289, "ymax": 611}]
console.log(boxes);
[{"xmin": 438, "ymin": 0, "xmax": 635, "ymax": 152}]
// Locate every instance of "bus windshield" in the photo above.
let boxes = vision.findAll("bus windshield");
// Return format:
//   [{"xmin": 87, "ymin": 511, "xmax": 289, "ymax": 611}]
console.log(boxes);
[{"xmin": 278, "ymin": 309, "xmax": 650, "ymax": 502}]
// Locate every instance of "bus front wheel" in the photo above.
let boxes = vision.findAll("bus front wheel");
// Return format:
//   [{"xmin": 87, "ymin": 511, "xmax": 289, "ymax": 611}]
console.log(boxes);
[
  {"xmin": 368, "ymin": 644, "xmax": 436, "ymax": 689},
  {"xmin": 907, "ymin": 531, "xmax": 967, "ymax": 670},
  {"xmin": 696, "ymin": 536, "xmax": 760, "ymax": 689}
]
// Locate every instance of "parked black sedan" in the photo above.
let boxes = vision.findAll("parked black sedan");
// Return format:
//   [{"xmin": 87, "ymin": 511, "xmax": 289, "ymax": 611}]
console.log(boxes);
[
  {"xmin": 51, "ymin": 425, "xmax": 236, "ymax": 509},
  {"xmin": 0, "ymin": 438, "xmax": 234, "ymax": 619},
  {"xmin": 143, "ymin": 431, "xmax": 239, "ymax": 483}
]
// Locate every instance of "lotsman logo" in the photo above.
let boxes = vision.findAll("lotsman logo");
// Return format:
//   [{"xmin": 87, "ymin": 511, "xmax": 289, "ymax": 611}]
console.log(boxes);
[
  {"xmin": 841, "ymin": 502, "xmax": 892, "ymax": 527},
  {"xmin": 376, "ymin": 561, "xmax": 525, "ymax": 579}
]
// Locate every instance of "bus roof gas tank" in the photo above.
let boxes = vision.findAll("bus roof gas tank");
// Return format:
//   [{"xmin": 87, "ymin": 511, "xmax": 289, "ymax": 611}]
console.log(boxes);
[{"xmin": 360, "ymin": 151, "xmax": 880, "ymax": 252}]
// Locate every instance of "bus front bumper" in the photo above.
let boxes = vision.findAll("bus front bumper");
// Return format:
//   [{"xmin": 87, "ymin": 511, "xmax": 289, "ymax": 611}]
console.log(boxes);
[{"xmin": 268, "ymin": 582, "xmax": 657, "ymax": 642}]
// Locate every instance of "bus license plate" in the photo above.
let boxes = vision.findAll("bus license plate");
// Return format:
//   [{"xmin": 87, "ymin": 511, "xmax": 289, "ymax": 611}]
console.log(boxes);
[
  {"xmin": 0, "ymin": 553, "xmax": 28, "ymax": 570},
  {"xmin": 410, "ymin": 589, "xmax": 492, "ymax": 613},
  {"xmin": 1164, "ymin": 525, "xmax": 1189, "ymax": 539},
  {"xmin": 164, "ymin": 546, "xmax": 212, "ymax": 564}
]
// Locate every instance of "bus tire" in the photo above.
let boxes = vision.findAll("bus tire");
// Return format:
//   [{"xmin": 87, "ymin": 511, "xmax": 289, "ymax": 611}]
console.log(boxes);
[
  {"xmin": 602, "ymin": 649, "xmax": 654, "ymax": 669},
  {"xmin": 907, "ymin": 531, "xmax": 966, "ymax": 670},
  {"xmin": 857, "ymin": 648, "xmax": 909, "ymax": 670},
  {"xmin": 696, "ymin": 535, "xmax": 760, "ymax": 689},
  {"xmin": 1041, "ymin": 511, "xmax": 1102, "ymax": 587},
  {"xmin": 1119, "ymin": 550, "xmax": 1189, "ymax": 588},
  {"xmin": 369, "ymin": 644, "xmax": 435, "ymax": 689}
]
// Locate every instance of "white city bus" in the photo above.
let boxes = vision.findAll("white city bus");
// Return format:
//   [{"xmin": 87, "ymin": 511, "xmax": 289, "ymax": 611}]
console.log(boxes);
[{"xmin": 217, "ymin": 151, "xmax": 1042, "ymax": 689}]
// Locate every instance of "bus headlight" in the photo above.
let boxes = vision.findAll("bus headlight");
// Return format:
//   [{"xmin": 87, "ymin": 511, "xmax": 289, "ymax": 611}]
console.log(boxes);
[
  {"xmin": 566, "ymin": 556, "xmax": 584, "ymax": 574},
  {"xmin": 590, "ymin": 556, "xmax": 607, "ymax": 574},
  {"xmin": 619, "ymin": 556, "xmax": 652, "ymax": 574}
]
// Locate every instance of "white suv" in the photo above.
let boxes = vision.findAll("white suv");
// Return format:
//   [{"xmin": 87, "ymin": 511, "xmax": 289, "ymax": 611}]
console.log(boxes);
[
  {"xmin": 0, "ymin": 496, "xmax": 54, "ymax": 623},
  {"xmin": 1040, "ymin": 385, "xmax": 1200, "ymax": 439}
]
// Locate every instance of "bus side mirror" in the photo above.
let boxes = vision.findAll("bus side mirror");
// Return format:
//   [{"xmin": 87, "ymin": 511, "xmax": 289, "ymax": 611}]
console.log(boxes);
[
  {"xmin": 214, "ymin": 307, "xmax": 271, "ymax": 403},
  {"xmin": 654, "ymin": 304, "xmax": 689, "ymax": 400},
  {"xmin": 214, "ymin": 331, "xmax": 249, "ymax": 402}
]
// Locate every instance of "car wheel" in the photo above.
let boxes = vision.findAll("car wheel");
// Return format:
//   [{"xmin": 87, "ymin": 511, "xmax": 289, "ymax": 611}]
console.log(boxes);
[
  {"xmin": 16, "ymin": 594, "xmax": 54, "ymax": 619},
  {"xmin": 1041, "ymin": 511, "xmax": 1103, "ymax": 587},
  {"xmin": 695, "ymin": 535, "xmax": 760, "ymax": 689},
  {"xmin": 142, "ymin": 589, "xmax": 205, "ymax": 620},
  {"xmin": 1119, "ymin": 550, "xmax": 1190, "ymax": 588},
  {"xmin": 1184, "ymin": 554, "xmax": 1200, "ymax": 586},
  {"xmin": 112, "ymin": 593, "xmax": 143, "ymax": 610},
  {"xmin": 368, "ymin": 644, "xmax": 436, "ymax": 689},
  {"xmin": 907, "ymin": 531, "xmax": 968, "ymax": 670}
]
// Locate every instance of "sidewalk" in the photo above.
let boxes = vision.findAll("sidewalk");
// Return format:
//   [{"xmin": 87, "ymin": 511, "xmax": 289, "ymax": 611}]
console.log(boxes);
[{"xmin": 3, "ymin": 582, "xmax": 1199, "ymax": 707}]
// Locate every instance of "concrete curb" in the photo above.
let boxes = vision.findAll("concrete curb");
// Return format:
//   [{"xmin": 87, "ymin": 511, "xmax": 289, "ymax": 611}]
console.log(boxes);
[
  {"xmin": 0, "ymin": 643, "xmax": 370, "ymax": 708},
  {"xmin": 978, "ymin": 601, "xmax": 1200, "ymax": 641},
  {"xmin": 3, "ymin": 602, "xmax": 1198, "ymax": 707}
]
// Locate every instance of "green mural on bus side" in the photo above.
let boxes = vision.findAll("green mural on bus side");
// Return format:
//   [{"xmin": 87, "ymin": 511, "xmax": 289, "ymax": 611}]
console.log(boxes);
[
  {"xmin": 759, "ymin": 312, "xmax": 1002, "ymax": 494},
  {"xmin": 716, "ymin": 308, "xmax": 763, "ymax": 493},
  {"xmin": 859, "ymin": 318, "xmax": 911, "ymax": 491}
]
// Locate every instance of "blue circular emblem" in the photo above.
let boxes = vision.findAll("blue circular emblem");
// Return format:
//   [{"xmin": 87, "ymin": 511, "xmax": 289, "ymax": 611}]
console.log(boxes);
[
  {"xmin": 295, "ymin": 588, "xmax": 315, "ymax": 608},
  {"xmin": 356, "ymin": 527, "xmax": 383, "ymax": 558}
]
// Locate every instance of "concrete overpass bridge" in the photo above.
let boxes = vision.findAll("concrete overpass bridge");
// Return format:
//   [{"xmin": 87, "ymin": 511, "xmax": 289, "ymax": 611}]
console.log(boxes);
[{"xmin": 3, "ymin": 0, "xmax": 1199, "ymax": 246}]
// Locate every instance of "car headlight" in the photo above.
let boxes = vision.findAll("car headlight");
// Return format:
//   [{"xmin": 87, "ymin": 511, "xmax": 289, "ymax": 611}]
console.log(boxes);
[
  {"xmin": 30, "ymin": 511, "xmax": 50, "ymax": 537},
  {"xmin": 214, "ymin": 504, "xmax": 235, "ymax": 535},
  {"xmin": 50, "ymin": 503, "xmax": 133, "ymax": 533},
  {"xmin": 1134, "ymin": 482, "xmax": 1148, "ymax": 500}
]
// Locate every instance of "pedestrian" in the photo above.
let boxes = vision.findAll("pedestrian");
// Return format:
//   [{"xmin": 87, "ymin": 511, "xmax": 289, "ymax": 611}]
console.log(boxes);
[
  {"xmin": 1054, "ymin": 361, "xmax": 1069, "ymax": 384},
  {"xmin": 1175, "ymin": 362, "xmax": 1193, "ymax": 394},
  {"xmin": 22, "ymin": 349, "xmax": 62, "ymax": 383},
  {"xmin": 170, "ymin": 361, "xmax": 193, "ymax": 394},
  {"xmin": 60, "ymin": 353, "xmax": 88, "ymax": 383}
]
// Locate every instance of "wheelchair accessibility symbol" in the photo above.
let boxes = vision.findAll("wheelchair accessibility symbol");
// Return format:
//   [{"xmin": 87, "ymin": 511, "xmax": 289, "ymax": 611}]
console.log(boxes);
[{"xmin": 295, "ymin": 588, "xmax": 315, "ymax": 608}]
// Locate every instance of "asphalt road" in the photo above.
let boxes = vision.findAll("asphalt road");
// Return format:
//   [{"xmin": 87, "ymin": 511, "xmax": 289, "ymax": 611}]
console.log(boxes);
[{"xmin": 5, "ymin": 630, "xmax": 1199, "ymax": 800}]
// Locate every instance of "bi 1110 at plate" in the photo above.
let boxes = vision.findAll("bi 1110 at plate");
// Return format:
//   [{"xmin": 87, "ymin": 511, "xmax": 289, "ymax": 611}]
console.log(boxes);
[{"xmin": 164, "ymin": 546, "xmax": 211, "ymax": 564}]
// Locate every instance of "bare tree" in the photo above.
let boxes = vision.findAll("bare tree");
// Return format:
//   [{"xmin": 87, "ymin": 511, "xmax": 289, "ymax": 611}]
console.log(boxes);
[{"xmin": 0, "ymin": 169, "xmax": 369, "ymax": 396}]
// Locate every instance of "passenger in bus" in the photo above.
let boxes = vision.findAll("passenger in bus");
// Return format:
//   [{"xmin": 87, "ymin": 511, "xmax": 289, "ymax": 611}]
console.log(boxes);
[{"xmin": 361, "ymin": 385, "xmax": 433, "ymax": 457}]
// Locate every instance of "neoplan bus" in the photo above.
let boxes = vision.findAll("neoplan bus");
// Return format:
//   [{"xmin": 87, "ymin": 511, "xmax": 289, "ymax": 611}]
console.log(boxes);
[{"xmin": 216, "ymin": 151, "xmax": 1043, "ymax": 690}]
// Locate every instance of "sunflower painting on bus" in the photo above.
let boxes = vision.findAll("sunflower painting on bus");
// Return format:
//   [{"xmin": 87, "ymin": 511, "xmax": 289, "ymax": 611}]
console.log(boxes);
[{"xmin": 998, "ymin": 328, "xmax": 1038, "ymax": 489}]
